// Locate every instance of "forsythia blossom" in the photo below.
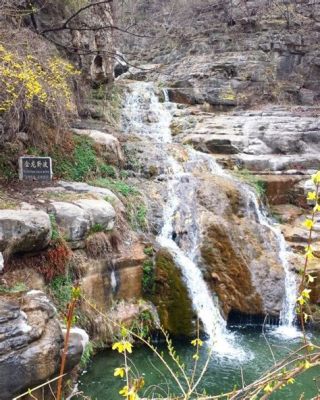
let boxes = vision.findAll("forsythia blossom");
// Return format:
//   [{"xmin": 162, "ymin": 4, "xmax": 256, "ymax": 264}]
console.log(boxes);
[{"xmin": 112, "ymin": 341, "xmax": 133, "ymax": 354}]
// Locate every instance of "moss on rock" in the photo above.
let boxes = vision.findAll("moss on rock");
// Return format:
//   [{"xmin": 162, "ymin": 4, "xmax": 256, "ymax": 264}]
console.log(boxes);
[{"xmin": 148, "ymin": 249, "xmax": 195, "ymax": 337}]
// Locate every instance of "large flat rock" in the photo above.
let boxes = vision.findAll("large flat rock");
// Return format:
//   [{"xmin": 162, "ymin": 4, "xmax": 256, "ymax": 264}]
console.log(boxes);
[
  {"xmin": 0, "ymin": 210, "xmax": 51, "ymax": 255},
  {"xmin": 49, "ymin": 199, "xmax": 116, "ymax": 242}
]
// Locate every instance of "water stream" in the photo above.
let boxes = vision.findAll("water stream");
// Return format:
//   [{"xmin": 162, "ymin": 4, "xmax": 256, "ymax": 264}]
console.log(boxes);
[
  {"xmin": 77, "ymin": 81, "xmax": 310, "ymax": 399},
  {"xmin": 123, "ymin": 82, "xmax": 238, "ymax": 354},
  {"xmin": 122, "ymin": 81, "xmax": 298, "ymax": 347},
  {"xmin": 245, "ymin": 192, "xmax": 298, "ymax": 337}
]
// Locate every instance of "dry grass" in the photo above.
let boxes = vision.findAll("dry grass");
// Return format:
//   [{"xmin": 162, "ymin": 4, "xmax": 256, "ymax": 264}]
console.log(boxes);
[
  {"xmin": 6, "ymin": 239, "xmax": 72, "ymax": 283},
  {"xmin": 0, "ymin": 189, "xmax": 17, "ymax": 209},
  {"xmin": 85, "ymin": 231, "xmax": 120, "ymax": 259},
  {"xmin": 40, "ymin": 190, "xmax": 99, "ymax": 203}
]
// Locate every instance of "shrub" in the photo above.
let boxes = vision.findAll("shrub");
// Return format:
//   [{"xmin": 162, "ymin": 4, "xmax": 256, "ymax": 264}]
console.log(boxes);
[
  {"xmin": 49, "ymin": 274, "xmax": 73, "ymax": 312},
  {"xmin": 0, "ymin": 43, "xmax": 79, "ymax": 143},
  {"xmin": 99, "ymin": 163, "xmax": 116, "ymax": 178},
  {"xmin": 142, "ymin": 259, "xmax": 155, "ymax": 294},
  {"xmin": 80, "ymin": 341, "xmax": 95, "ymax": 369}
]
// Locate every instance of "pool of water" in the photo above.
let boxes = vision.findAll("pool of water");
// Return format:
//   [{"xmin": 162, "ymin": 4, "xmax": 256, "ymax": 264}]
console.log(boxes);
[{"xmin": 77, "ymin": 326, "xmax": 320, "ymax": 399}]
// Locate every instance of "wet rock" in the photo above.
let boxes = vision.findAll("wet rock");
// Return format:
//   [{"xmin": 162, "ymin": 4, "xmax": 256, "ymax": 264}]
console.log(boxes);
[
  {"xmin": 147, "ymin": 249, "xmax": 196, "ymax": 337},
  {"xmin": 0, "ymin": 252, "xmax": 3, "ymax": 272},
  {"xmin": 183, "ymin": 134, "xmax": 243, "ymax": 154},
  {"xmin": 79, "ymin": 236, "xmax": 148, "ymax": 343},
  {"xmin": 197, "ymin": 174, "xmax": 285, "ymax": 317},
  {"xmin": 120, "ymin": 64, "xmax": 163, "ymax": 81},
  {"xmin": 0, "ymin": 210, "xmax": 51, "ymax": 255}
]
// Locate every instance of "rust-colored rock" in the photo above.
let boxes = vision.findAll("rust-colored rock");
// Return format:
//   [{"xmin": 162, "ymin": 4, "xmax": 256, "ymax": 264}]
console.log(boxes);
[{"xmin": 197, "ymin": 174, "xmax": 286, "ymax": 317}]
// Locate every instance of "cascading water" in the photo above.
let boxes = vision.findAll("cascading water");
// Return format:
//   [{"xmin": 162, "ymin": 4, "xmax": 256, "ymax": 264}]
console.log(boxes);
[
  {"xmin": 122, "ymin": 82, "xmax": 242, "ymax": 355},
  {"xmin": 245, "ymin": 192, "xmax": 299, "ymax": 337},
  {"xmin": 195, "ymin": 151, "xmax": 299, "ymax": 336}
]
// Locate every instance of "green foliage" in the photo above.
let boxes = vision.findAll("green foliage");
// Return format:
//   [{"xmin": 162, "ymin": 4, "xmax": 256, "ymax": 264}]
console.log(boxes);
[
  {"xmin": 119, "ymin": 170, "xmax": 129, "ymax": 179},
  {"xmin": 142, "ymin": 259, "xmax": 155, "ymax": 294},
  {"xmin": 80, "ymin": 341, "xmax": 95, "ymax": 369},
  {"xmin": 52, "ymin": 135, "xmax": 97, "ymax": 181},
  {"xmin": 233, "ymin": 169, "xmax": 266, "ymax": 197},
  {"xmin": 87, "ymin": 223, "xmax": 105, "ymax": 236},
  {"xmin": 91, "ymin": 84, "xmax": 106, "ymax": 100},
  {"xmin": 0, "ymin": 145, "xmax": 19, "ymax": 181},
  {"xmin": 99, "ymin": 163, "xmax": 116, "ymax": 179},
  {"xmin": 136, "ymin": 204, "xmax": 148, "ymax": 229},
  {"xmin": 51, "ymin": 136, "xmax": 94, "ymax": 181},
  {"xmin": 49, "ymin": 274, "xmax": 73, "ymax": 312},
  {"xmin": 0, "ymin": 282, "xmax": 27, "ymax": 293},
  {"xmin": 90, "ymin": 177, "xmax": 138, "ymax": 197},
  {"xmin": 130, "ymin": 309, "xmax": 154, "ymax": 338},
  {"xmin": 127, "ymin": 201, "xmax": 149, "ymax": 232},
  {"xmin": 49, "ymin": 213, "xmax": 60, "ymax": 241},
  {"xmin": 143, "ymin": 246, "xmax": 154, "ymax": 257}
]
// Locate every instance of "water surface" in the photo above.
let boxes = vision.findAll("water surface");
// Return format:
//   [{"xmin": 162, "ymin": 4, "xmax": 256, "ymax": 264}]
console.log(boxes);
[{"xmin": 78, "ymin": 326, "xmax": 320, "ymax": 399}]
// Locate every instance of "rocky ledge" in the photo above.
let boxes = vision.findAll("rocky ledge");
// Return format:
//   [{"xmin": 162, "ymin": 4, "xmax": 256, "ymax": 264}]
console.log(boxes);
[{"xmin": 0, "ymin": 291, "xmax": 86, "ymax": 399}]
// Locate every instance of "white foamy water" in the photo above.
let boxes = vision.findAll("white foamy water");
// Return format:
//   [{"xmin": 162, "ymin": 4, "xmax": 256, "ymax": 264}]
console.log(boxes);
[
  {"xmin": 245, "ymin": 192, "xmax": 300, "ymax": 338},
  {"xmin": 122, "ymin": 81, "xmax": 246, "ymax": 357}
]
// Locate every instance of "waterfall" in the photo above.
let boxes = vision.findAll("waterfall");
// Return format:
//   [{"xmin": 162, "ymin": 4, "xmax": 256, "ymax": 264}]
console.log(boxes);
[
  {"xmin": 188, "ymin": 148, "xmax": 298, "ymax": 337},
  {"xmin": 162, "ymin": 88, "xmax": 170, "ymax": 103},
  {"xmin": 245, "ymin": 192, "xmax": 299, "ymax": 338},
  {"xmin": 122, "ymin": 82, "xmax": 242, "ymax": 356}
]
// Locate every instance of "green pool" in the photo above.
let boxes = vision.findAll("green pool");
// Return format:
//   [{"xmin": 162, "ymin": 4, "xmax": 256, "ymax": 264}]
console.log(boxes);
[{"xmin": 77, "ymin": 326, "xmax": 320, "ymax": 399}]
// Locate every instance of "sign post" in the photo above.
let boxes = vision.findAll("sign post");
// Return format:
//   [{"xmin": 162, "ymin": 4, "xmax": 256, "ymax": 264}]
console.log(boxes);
[{"xmin": 19, "ymin": 157, "xmax": 53, "ymax": 181}]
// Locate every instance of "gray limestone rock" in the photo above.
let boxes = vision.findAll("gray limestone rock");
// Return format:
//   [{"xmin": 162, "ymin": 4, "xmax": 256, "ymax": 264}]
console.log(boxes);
[{"xmin": 0, "ymin": 210, "xmax": 51, "ymax": 255}]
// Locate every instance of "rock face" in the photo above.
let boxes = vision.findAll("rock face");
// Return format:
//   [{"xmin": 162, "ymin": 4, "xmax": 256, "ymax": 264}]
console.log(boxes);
[
  {"xmin": 0, "ymin": 210, "xmax": 51, "ymax": 255},
  {"xmin": 29, "ymin": 1, "xmax": 115, "ymax": 83},
  {"xmin": 78, "ymin": 231, "xmax": 150, "ymax": 343},
  {"xmin": 148, "ymin": 250, "xmax": 196, "ymax": 337},
  {"xmin": 172, "ymin": 106, "xmax": 320, "ymax": 171},
  {"xmin": 0, "ymin": 291, "xmax": 84, "ymax": 400},
  {"xmin": 120, "ymin": 0, "xmax": 320, "ymax": 107},
  {"xmin": 197, "ymin": 174, "xmax": 285, "ymax": 317}
]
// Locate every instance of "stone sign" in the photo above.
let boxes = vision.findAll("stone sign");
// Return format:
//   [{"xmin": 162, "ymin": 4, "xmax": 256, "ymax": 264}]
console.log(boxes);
[{"xmin": 19, "ymin": 157, "xmax": 53, "ymax": 181}]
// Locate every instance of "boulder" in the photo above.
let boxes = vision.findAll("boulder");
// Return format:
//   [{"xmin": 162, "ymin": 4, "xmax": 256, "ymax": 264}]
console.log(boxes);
[
  {"xmin": 0, "ymin": 291, "xmax": 86, "ymax": 399},
  {"xmin": 74, "ymin": 199, "xmax": 116, "ymax": 231},
  {"xmin": 0, "ymin": 210, "xmax": 51, "ymax": 255},
  {"xmin": 72, "ymin": 128, "xmax": 124, "ymax": 166},
  {"xmin": 57, "ymin": 181, "xmax": 124, "ymax": 211},
  {"xmin": 64, "ymin": 327, "xmax": 89, "ymax": 371},
  {"xmin": 49, "ymin": 202, "xmax": 89, "ymax": 242},
  {"xmin": 0, "ymin": 292, "xmax": 61, "ymax": 399}
]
